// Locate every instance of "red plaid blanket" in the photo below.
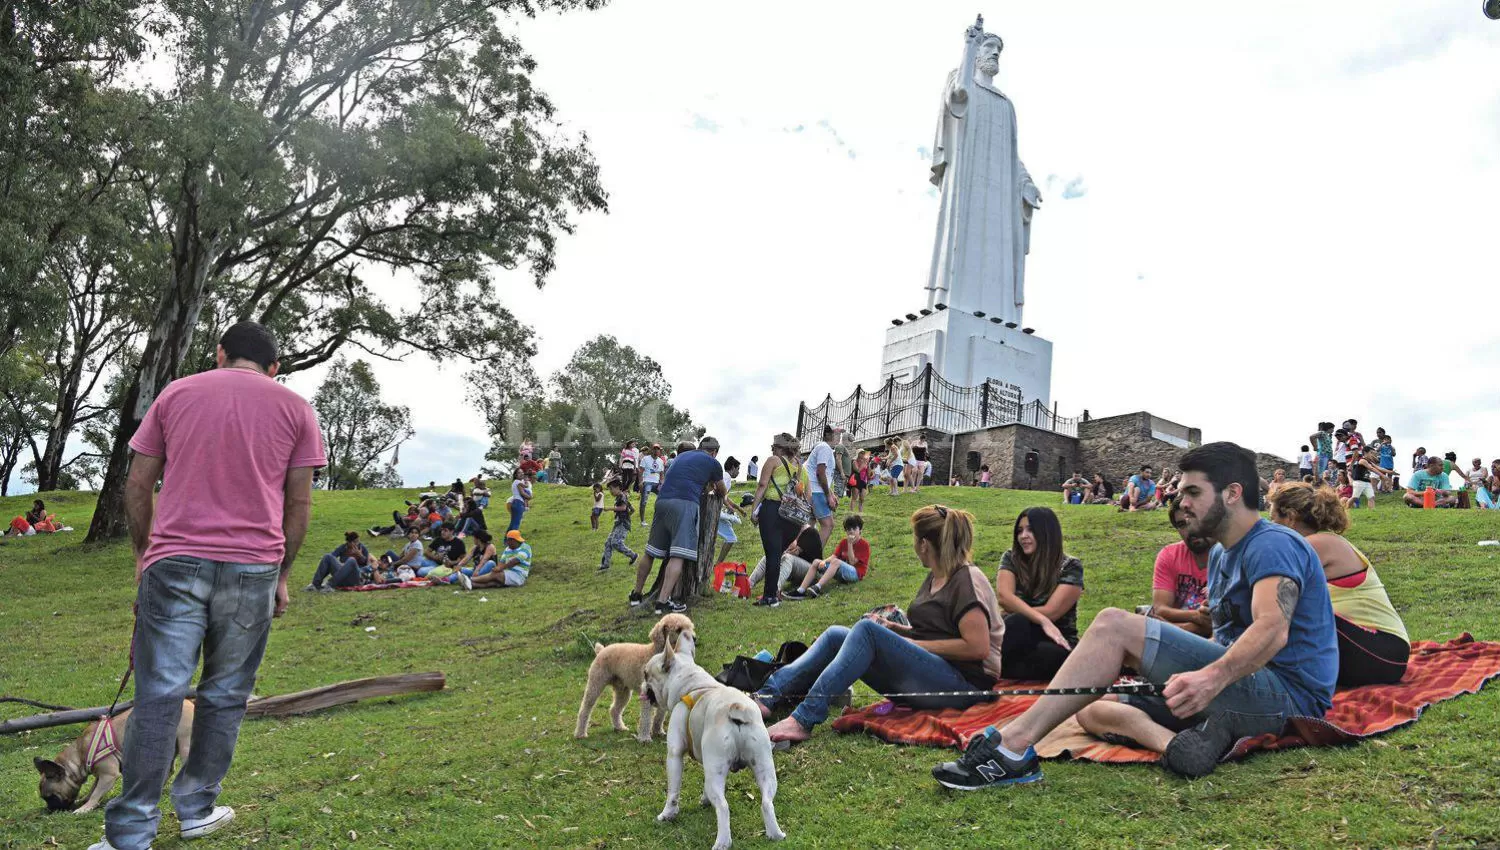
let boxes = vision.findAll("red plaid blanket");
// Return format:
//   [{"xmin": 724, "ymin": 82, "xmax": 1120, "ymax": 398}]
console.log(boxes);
[
  {"xmin": 335, "ymin": 580, "xmax": 432, "ymax": 592},
  {"xmin": 830, "ymin": 634, "xmax": 1500, "ymax": 763}
]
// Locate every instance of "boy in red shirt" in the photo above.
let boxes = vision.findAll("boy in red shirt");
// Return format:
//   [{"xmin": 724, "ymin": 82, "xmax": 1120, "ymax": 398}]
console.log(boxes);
[{"xmin": 785, "ymin": 514, "xmax": 871, "ymax": 599}]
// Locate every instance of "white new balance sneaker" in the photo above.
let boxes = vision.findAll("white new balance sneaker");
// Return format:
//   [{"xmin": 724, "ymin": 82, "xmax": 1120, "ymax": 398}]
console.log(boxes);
[{"xmin": 180, "ymin": 805, "xmax": 235, "ymax": 839}]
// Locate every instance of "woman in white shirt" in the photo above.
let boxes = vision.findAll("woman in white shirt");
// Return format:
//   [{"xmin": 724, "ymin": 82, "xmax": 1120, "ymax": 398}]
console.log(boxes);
[{"xmin": 507, "ymin": 470, "xmax": 532, "ymax": 533}]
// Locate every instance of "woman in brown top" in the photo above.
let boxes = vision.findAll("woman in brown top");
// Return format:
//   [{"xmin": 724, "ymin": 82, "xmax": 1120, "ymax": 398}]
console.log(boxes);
[{"xmin": 756, "ymin": 505, "xmax": 1005, "ymax": 744}]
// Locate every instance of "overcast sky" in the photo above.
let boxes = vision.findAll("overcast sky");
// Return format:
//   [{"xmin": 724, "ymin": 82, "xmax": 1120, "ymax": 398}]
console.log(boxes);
[
  {"xmin": 274, "ymin": 0, "xmax": 1500, "ymax": 487},
  {"xmin": 22, "ymin": 1, "xmax": 1496, "ymax": 496}
]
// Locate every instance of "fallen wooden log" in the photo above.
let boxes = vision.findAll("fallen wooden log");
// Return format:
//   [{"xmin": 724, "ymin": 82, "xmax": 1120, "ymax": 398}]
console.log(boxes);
[
  {"xmin": 0, "ymin": 672, "xmax": 445, "ymax": 734},
  {"xmin": 243, "ymin": 671, "xmax": 445, "ymax": 718}
]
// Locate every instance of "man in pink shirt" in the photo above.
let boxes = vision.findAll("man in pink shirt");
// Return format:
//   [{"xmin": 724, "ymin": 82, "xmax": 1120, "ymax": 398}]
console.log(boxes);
[
  {"xmin": 1145, "ymin": 501, "xmax": 1213, "ymax": 638},
  {"xmin": 95, "ymin": 322, "xmax": 324, "ymax": 850}
]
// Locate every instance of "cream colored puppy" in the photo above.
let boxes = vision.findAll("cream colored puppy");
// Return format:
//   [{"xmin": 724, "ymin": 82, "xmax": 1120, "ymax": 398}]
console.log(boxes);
[
  {"xmin": 643, "ymin": 631, "xmax": 785, "ymax": 850},
  {"xmin": 575, "ymin": 612, "xmax": 694, "ymax": 742}
]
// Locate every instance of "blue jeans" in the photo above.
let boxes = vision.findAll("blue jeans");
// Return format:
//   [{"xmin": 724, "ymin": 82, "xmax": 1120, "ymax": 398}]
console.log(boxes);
[
  {"xmin": 457, "ymin": 517, "xmax": 483, "ymax": 536},
  {"xmin": 458, "ymin": 560, "xmax": 497, "ymax": 578},
  {"xmin": 313, "ymin": 553, "xmax": 361, "ymax": 588},
  {"xmin": 104, "ymin": 557, "xmax": 278, "ymax": 850},
  {"xmin": 508, "ymin": 499, "xmax": 526, "ymax": 532},
  {"xmin": 756, "ymin": 620, "xmax": 985, "ymax": 728}
]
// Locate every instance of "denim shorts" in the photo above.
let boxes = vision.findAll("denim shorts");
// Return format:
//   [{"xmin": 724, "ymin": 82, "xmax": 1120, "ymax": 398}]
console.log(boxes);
[
  {"xmin": 645, "ymin": 497, "xmax": 700, "ymax": 561},
  {"xmin": 821, "ymin": 560, "xmax": 859, "ymax": 583},
  {"xmin": 1119, "ymin": 617, "xmax": 1300, "ymax": 733},
  {"xmin": 811, "ymin": 492, "xmax": 832, "ymax": 520}
]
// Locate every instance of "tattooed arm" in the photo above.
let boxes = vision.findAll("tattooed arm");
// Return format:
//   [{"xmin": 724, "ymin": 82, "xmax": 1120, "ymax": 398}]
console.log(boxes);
[{"xmin": 1163, "ymin": 575, "xmax": 1298, "ymax": 718}]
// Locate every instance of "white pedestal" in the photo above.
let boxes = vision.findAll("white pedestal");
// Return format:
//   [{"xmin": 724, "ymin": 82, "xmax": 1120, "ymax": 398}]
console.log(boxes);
[{"xmin": 881, "ymin": 310, "xmax": 1052, "ymax": 407}]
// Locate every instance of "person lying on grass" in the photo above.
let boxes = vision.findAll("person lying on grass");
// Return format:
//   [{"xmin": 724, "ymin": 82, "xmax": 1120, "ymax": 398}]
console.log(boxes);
[
  {"xmin": 754, "ymin": 505, "xmax": 1004, "ymax": 745},
  {"xmin": 931, "ymin": 442, "xmax": 1337, "ymax": 789},
  {"xmin": 1268, "ymin": 482, "xmax": 1410, "ymax": 686},
  {"xmin": 1142, "ymin": 500, "xmax": 1212, "ymax": 639},
  {"xmin": 785, "ymin": 514, "xmax": 871, "ymax": 600}
]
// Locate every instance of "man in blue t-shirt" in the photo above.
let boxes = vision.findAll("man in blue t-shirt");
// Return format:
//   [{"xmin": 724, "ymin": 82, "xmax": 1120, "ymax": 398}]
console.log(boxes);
[
  {"xmin": 629, "ymin": 436, "xmax": 727, "ymax": 615},
  {"xmin": 1119, "ymin": 465, "xmax": 1158, "ymax": 512},
  {"xmin": 932, "ymin": 442, "xmax": 1337, "ymax": 791},
  {"xmin": 1404, "ymin": 455, "xmax": 1458, "ymax": 508}
]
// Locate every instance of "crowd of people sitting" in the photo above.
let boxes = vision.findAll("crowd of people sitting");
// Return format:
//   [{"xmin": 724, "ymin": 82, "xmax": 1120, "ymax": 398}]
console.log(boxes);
[
  {"xmin": 740, "ymin": 439, "xmax": 1412, "ymax": 791},
  {"xmin": 278, "ymin": 415, "xmax": 1454, "ymax": 790}
]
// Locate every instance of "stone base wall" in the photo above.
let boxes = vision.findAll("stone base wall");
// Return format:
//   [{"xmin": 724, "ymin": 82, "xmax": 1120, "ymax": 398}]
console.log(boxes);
[
  {"xmin": 1078, "ymin": 412, "xmax": 1200, "ymax": 487},
  {"xmin": 827, "ymin": 410, "xmax": 1292, "ymax": 497},
  {"xmin": 955, "ymin": 424, "xmax": 1081, "ymax": 490}
]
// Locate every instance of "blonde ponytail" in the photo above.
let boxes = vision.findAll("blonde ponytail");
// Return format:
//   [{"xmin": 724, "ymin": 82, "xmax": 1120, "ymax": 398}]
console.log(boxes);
[{"xmin": 911, "ymin": 504, "xmax": 974, "ymax": 580}]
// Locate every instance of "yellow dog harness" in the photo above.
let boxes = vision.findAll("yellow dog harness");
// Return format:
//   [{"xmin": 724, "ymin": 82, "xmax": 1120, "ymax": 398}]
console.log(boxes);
[{"xmin": 677, "ymin": 687, "xmax": 714, "ymax": 755}]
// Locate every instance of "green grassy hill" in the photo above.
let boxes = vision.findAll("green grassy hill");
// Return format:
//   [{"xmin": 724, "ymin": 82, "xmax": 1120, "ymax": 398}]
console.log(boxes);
[{"xmin": 2, "ymin": 485, "xmax": 1498, "ymax": 848}]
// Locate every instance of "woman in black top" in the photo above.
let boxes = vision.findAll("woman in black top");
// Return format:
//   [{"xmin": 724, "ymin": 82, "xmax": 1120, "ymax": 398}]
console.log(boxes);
[
  {"xmin": 995, "ymin": 507, "xmax": 1084, "ymax": 680},
  {"xmin": 456, "ymin": 497, "xmax": 487, "ymax": 537}
]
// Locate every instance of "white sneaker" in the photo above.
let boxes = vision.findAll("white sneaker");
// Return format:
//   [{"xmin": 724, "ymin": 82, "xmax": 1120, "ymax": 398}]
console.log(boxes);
[
  {"xmin": 457, "ymin": 572, "xmax": 473, "ymax": 591},
  {"xmin": 88, "ymin": 840, "xmax": 139, "ymax": 850},
  {"xmin": 180, "ymin": 805, "xmax": 234, "ymax": 839}
]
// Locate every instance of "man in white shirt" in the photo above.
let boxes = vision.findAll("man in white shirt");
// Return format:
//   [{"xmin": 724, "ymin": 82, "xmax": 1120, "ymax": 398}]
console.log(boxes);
[
  {"xmin": 805, "ymin": 425, "xmax": 839, "ymax": 544},
  {"xmin": 638, "ymin": 444, "xmax": 665, "ymax": 528}
]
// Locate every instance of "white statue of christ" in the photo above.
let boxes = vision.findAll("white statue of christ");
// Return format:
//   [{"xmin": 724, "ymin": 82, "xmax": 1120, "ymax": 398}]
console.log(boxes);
[{"xmin": 925, "ymin": 17, "xmax": 1041, "ymax": 326}]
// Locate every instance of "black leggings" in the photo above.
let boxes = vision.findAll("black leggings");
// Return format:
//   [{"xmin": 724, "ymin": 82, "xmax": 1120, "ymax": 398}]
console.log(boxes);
[
  {"xmin": 1335, "ymin": 615, "xmax": 1410, "ymax": 686},
  {"xmin": 1001, "ymin": 613, "xmax": 1073, "ymax": 681},
  {"xmin": 756, "ymin": 502, "xmax": 800, "ymax": 600}
]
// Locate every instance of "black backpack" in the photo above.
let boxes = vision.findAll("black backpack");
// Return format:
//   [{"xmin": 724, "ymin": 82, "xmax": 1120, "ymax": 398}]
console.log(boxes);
[{"xmin": 713, "ymin": 641, "xmax": 807, "ymax": 692}]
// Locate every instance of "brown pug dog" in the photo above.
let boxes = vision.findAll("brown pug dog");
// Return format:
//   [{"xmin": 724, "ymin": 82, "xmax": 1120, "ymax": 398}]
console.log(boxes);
[{"xmin": 35, "ymin": 700, "xmax": 194, "ymax": 813}]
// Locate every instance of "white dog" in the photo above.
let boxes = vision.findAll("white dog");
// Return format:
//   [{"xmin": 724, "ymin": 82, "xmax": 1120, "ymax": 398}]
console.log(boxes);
[{"xmin": 642, "ymin": 631, "xmax": 785, "ymax": 850}]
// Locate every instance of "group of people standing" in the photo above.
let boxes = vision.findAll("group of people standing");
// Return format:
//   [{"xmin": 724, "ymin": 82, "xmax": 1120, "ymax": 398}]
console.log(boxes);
[{"xmin": 1301, "ymin": 419, "xmax": 1500, "ymax": 510}]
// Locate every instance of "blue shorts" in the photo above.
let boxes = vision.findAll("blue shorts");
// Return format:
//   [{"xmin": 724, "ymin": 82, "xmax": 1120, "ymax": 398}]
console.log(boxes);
[
  {"xmin": 717, "ymin": 516, "xmax": 738, "ymax": 543},
  {"xmin": 1118, "ymin": 618, "xmax": 1301, "ymax": 733},
  {"xmin": 889, "ymin": 464, "xmax": 904, "ymax": 477},
  {"xmin": 811, "ymin": 492, "xmax": 833, "ymax": 520},
  {"xmin": 820, "ymin": 559, "xmax": 859, "ymax": 583},
  {"xmin": 643, "ymin": 482, "xmax": 660, "ymax": 495}
]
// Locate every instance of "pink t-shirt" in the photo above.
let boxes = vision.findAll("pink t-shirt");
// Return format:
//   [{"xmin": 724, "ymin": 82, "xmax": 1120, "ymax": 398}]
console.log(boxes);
[
  {"xmin": 1152, "ymin": 541, "xmax": 1208, "ymax": 610},
  {"xmin": 130, "ymin": 368, "xmax": 325, "ymax": 568}
]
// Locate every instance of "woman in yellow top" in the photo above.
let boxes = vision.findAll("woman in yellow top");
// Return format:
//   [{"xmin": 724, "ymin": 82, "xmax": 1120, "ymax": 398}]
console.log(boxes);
[{"xmin": 1268, "ymin": 482, "xmax": 1409, "ymax": 686}]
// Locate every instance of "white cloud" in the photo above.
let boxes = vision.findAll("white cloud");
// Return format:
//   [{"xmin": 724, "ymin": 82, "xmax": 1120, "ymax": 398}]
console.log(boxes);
[{"xmin": 293, "ymin": 0, "xmax": 1500, "ymax": 483}]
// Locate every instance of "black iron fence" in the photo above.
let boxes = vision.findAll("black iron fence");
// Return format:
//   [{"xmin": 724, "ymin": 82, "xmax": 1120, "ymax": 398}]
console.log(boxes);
[{"xmin": 796, "ymin": 364, "xmax": 1077, "ymax": 451}]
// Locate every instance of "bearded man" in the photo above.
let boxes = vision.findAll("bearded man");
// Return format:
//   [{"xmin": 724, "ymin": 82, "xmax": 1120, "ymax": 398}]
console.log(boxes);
[{"xmin": 929, "ymin": 442, "xmax": 1337, "ymax": 789}]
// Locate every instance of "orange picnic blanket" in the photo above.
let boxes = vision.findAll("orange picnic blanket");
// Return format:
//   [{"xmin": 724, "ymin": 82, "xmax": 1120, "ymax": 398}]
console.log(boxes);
[{"xmin": 830, "ymin": 634, "xmax": 1500, "ymax": 763}]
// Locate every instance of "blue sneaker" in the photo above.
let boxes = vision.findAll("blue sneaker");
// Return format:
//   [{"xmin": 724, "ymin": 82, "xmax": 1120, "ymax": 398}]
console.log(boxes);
[{"xmin": 931, "ymin": 727, "xmax": 1042, "ymax": 790}]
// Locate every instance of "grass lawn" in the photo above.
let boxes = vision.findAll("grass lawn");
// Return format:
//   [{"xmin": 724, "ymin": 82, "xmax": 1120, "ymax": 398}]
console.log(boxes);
[{"xmin": 2, "ymin": 483, "xmax": 1499, "ymax": 849}]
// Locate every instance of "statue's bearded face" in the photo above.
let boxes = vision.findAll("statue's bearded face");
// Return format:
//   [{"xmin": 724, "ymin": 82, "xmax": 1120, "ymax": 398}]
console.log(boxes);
[{"xmin": 977, "ymin": 39, "xmax": 1002, "ymax": 76}]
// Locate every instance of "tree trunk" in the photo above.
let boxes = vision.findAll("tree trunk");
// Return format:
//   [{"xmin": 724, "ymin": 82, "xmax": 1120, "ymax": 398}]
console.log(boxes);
[
  {"xmin": 0, "ymin": 432, "xmax": 19, "ymax": 496},
  {"xmin": 36, "ymin": 360, "xmax": 82, "ymax": 492},
  {"xmin": 87, "ymin": 183, "xmax": 215, "ymax": 543}
]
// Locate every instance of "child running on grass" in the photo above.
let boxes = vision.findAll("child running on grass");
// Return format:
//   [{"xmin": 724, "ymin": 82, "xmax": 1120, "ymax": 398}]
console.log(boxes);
[
  {"xmin": 785, "ymin": 514, "xmax": 871, "ymax": 599},
  {"xmin": 598, "ymin": 479, "xmax": 637, "ymax": 572}
]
